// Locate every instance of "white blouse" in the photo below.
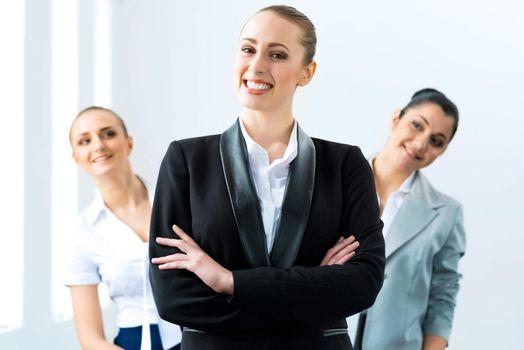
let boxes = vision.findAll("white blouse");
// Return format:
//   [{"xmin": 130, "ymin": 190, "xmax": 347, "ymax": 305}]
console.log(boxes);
[
  {"xmin": 63, "ymin": 178, "xmax": 181, "ymax": 350},
  {"xmin": 239, "ymin": 118, "xmax": 298, "ymax": 252}
]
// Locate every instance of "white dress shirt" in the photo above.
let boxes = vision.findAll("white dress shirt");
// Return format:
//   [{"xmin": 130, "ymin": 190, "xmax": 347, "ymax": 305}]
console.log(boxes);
[
  {"xmin": 63, "ymin": 178, "xmax": 181, "ymax": 350},
  {"xmin": 239, "ymin": 119, "xmax": 298, "ymax": 252},
  {"xmin": 378, "ymin": 171, "xmax": 416, "ymax": 237}
]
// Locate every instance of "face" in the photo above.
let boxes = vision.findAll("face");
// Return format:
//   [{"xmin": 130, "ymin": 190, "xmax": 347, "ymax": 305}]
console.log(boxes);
[
  {"xmin": 234, "ymin": 11, "xmax": 316, "ymax": 113},
  {"xmin": 385, "ymin": 103, "xmax": 455, "ymax": 173},
  {"xmin": 70, "ymin": 110, "xmax": 132, "ymax": 178}
]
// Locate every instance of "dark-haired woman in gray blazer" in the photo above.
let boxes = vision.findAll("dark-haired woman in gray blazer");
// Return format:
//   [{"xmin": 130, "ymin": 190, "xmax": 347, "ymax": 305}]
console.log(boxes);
[
  {"xmin": 355, "ymin": 89, "xmax": 466, "ymax": 350},
  {"xmin": 148, "ymin": 5, "xmax": 385, "ymax": 350}
]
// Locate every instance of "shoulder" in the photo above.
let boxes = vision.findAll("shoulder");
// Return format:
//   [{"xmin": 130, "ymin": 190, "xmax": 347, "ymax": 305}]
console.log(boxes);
[
  {"xmin": 417, "ymin": 172, "xmax": 463, "ymax": 212},
  {"xmin": 171, "ymin": 134, "xmax": 221, "ymax": 149},
  {"xmin": 311, "ymin": 137, "xmax": 366, "ymax": 162},
  {"xmin": 164, "ymin": 134, "xmax": 221, "ymax": 159}
]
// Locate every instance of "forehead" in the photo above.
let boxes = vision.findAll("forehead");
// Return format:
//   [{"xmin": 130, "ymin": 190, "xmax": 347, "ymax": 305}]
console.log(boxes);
[
  {"xmin": 71, "ymin": 110, "xmax": 120, "ymax": 136},
  {"xmin": 241, "ymin": 11, "xmax": 303, "ymax": 48},
  {"xmin": 407, "ymin": 103, "xmax": 455, "ymax": 138}
]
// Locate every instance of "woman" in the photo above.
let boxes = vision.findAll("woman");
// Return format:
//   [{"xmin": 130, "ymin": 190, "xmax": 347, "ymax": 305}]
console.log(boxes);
[
  {"xmin": 63, "ymin": 106, "xmax": 181, "ymax": 350},
  {"xmin": 354, "ymin": 89, "xmax": 466, "ymax": 350},
  {"xmin": 149, "ymin": 6, "xmax": 385, "ymax": 350}
]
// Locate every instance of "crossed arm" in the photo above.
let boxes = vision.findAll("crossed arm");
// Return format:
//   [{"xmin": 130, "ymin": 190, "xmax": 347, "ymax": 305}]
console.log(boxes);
[{"xmin": 151, "ymin": 224, "xmax": 360, "ymax": 295}]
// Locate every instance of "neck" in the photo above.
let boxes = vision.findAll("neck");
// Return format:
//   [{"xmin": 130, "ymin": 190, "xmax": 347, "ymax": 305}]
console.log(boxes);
[
  {"xmin": 372, "ymin": 151, "xmax": 413, "ymax": 195},
  {"xmin": 240, "ymin": 108, "xmax": 294, "ymax": 150},
  {"xmin": 94, "ymin": 167, "xmax": 147, "ymax": 211}
]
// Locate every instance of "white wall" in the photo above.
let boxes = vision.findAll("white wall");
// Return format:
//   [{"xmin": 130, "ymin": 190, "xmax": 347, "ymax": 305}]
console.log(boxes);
[{"xmin": 3, "ymin": 0, "xmax": 523, "ymax": 348}]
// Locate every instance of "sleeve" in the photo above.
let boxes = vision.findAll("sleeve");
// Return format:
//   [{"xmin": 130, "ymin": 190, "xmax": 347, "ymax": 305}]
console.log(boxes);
[
  {"xmin": 62, "ymin": 221, "xmax": 101, "ymax": 286},
  {"xmin": 423, "ymin": 204, "xmax": 466, "ymax": 341},
  {"xmin": 149, "ymin": 141, "xmax": 283, "ymax": 333},
  {"xmin": 229, "ymin": 146, "xmax": 386, "ymax": 323}
]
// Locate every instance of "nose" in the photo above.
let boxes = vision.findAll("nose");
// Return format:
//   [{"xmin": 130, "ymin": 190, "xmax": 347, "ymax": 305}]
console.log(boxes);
[
  {"xmin": 249, "ymin": 52, "xmax": 267, "ymax": 75},
  {"xmin": 413, "ymin": 135, "xmax": 428, "ymax": 155},
  {"xmin": 91, "ymin": 136, "xmax": 106, "ymax": 152}
]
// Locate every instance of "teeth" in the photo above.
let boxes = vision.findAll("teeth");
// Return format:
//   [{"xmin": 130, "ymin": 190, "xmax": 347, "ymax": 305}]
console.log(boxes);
[
  {"xmin": 246, "ymin": 80, "xmax": 271, "ymax": 90},
  {"xmin": 93, "ymin": 155, "xmax": 111, "ymax": 163}
]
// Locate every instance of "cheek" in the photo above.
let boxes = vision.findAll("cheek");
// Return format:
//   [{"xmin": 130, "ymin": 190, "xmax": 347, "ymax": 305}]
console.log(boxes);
[
  {"xmin": 425, "ymin": 149, "xmax": 442, "ymax": 164},
  {"xmin": 276, "ymin": 68, "xmax": 300, "ymax": 89},
  {"xmin": 234, "ymin": 58, "xmax": 247, "ymax": 77}
]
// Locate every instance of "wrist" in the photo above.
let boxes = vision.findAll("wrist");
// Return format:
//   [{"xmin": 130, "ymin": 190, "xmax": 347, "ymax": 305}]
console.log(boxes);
[{"xmin": 220, "ymin": 270, "xmax": 234, "ymax": 295}]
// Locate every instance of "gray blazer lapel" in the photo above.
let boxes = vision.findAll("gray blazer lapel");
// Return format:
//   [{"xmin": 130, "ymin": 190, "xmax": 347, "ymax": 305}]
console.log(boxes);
[
  {"xmin": 386, "ymin": 172, "xmax": 444, "ymax": 259},
  {"xmin": 270, "ymin": 124, "xmax": 316, "ymax": 269},
  {"xmin": 220, "ymin": 120, "xmax": 270, "ymax": 267}
]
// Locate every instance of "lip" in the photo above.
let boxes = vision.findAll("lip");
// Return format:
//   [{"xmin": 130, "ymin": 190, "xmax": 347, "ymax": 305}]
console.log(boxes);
[
  {"xmin": 403, "ymin": 145, "xmax": 422, "ymax": 161},
  {"xmin": 243, "ymin": 79, "xmax": 273, "ymax": 95},
  {"xmin": 92, "ymin": 154, "xmax": 113, "ymax": 163}
]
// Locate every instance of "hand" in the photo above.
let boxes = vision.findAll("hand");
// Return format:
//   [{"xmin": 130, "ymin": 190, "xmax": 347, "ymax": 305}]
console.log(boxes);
[
  {"xmin": 321, "ymin": 235, "xmax": 359, "ymax": 266},
  {"xmin": 151, "ymin": 225, "xmax": 234, "ymax": 295},
  {"xmin": 422, "ymin": 335, "xmax": 447, "ymax": 350}
]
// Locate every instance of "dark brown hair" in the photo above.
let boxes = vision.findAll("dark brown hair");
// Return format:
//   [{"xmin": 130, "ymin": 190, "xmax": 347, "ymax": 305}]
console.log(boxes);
[{"xmin": 400, "ymin": 88, "xmax": 459, "ymax": 141}]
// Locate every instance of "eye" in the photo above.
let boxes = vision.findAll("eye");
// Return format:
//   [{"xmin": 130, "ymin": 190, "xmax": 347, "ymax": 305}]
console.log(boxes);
[
  {"xmin": 411, "ymin": 120, "xmax": 423, "ymax": 131},
  {"xmin": 101, "ymin": 129, "xmax": 116, "ymax": 139},
  {"xmin": 77, "ymin": 137, "xmax": 90, "ymax": 146},
  {"xmin": 241, "ymin": 46, "xmax": 255, "ymax": 54},
  {"xmin": 270, "ymin": 51, "xmax": 287, "ymax": 60},
  {"xmin": 430, "ymin": 137, "xmax": 445, "ymax": 148}
]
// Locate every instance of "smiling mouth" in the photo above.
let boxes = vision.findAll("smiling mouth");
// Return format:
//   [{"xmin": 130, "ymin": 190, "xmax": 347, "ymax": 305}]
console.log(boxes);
[
  {"xmin": 403, "ymin": 145, "xmax": 423, "ymax": 161},
  {"xmin": 243, "ymin": 79, "xmax": 273, "ymax": 93},
  {"xmin": 92, "ymin": 154, "xmax": 113, "ymax": 163}
]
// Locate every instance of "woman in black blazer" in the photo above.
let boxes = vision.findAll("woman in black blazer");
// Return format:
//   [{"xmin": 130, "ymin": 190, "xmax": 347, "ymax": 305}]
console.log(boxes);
[{"xmin": 149, "ymin": 5, "xmax": 385, "ymax": 350}]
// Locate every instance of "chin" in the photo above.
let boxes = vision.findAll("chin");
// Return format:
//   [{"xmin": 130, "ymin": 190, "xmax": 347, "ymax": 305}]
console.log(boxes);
[{"xmin": 238, "ymin": 97, "xmax": 268, "ymax": 111}]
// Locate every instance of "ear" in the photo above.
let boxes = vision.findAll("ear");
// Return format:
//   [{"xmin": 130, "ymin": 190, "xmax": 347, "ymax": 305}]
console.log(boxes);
[
  {"xmin": 390, "ymin": 109, "xmax": 402, "ymax": 131},
  {"xmin": 127, "ymin": 136, "xmax": 134, "ymax": 155},
  {"xmin": 297, "ymin": 61, "xmax": 317, "ymax": 86}
]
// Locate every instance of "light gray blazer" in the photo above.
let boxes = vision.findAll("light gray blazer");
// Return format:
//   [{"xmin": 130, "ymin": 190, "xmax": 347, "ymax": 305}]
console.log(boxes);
[{"xmin": 361, "ymin": 171, "xmax": 466, "ymax": 350}]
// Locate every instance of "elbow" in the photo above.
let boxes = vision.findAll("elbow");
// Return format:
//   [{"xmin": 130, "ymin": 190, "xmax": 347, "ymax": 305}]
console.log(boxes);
[
  {"xmin": 154, "ymin": 296, "xmax": 187, "ymax": 326},
  {"xmin": 355, "ymin": 261, "xmax": 385, "ymax": 311}
]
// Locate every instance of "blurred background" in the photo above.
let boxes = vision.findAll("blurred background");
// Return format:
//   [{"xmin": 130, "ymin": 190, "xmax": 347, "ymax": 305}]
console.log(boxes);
[{"xmin": 1, "ymin": 0, "xmax": 523, "ymax": 348}]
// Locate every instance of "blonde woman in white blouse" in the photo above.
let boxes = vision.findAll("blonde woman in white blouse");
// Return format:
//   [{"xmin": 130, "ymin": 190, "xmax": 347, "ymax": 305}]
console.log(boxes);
[{"xmin": 64, "ymin": 106, "xmax": 180, "ymax": 350}]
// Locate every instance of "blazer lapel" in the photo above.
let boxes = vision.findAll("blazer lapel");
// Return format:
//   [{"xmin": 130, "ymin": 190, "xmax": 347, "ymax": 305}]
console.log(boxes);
[
  {"xmin": 220, "ymin": 120, "xmax": 270, "ymax": 267},
  {"xmin": 270, "ymin": 124, "xmax": 316, "ymax": 269},
  {"xmin": 385, "ymin": 172, "xmax": 444, "ymax": 259}
]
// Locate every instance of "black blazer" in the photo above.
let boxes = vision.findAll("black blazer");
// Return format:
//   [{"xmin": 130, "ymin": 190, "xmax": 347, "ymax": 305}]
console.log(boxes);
[{"xmin": 149, "ymin": 121, "xmax": 385, "ymax": 350}]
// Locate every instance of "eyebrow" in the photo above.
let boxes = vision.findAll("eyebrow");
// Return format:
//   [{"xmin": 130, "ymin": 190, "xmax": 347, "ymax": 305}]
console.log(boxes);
[
  {"xmin": 241, "ymin": 37, "xmax": 290, "ymax": 51},
  {"xmin": 415, "ymin": 114, "xmax": 449, "ymax": 140}
]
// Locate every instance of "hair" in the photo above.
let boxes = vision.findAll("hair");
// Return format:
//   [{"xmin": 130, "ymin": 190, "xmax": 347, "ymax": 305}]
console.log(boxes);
[
  {"xmin": 254, "ymin": 5, "xmax": 317, "ymax": 65},
  {"xmin": 69, "ymin": 106, "xmax": 129, "ymax": 144},
  {"xmin": 399, "ymin": 88, "xmax": 459, "ymax": 140}
]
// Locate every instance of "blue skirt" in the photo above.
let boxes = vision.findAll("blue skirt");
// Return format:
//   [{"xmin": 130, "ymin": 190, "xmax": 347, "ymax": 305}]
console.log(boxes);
[{"xmin": 114, "ymin": 324, "xmax": 181, "ymax": 350}]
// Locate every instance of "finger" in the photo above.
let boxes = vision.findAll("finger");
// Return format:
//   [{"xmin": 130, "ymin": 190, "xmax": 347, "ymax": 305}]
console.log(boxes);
[
  {"xmin": 329, "ymin": 241, "xmax": 359, "ymax": 264},
  {"xmin": 156, "ymin": 236, "xmax": 191, "ymax": 253},
  {"xmin": 151, "ymin": 253, "xmax": 189, "ymax": 265},
  {"xmin": 333, "ymin": 251, "xmax": 356, "ymax": 265},
  {"xmin": 320, "ymin": 236, "xmax": 350, "ymax": 265},
  {"xmin": 325, "ymin": 236, "xmax": 356, "ymax": 259},
  {"xmin": 158, "ymin": 260, "xmax": 189, "ymax": 270},
  {"xmin": 343, "ymin": 235, "xmax": 356, "ymax": 244},
  {"xmin": 172, "ymin": 224, "xmax": 197, "ymax": 246},
  {"xmin": 155, "ymin": 236, "xmax": 182, "ymax": 248},
  {"xmin": 330, "ymin": 235, "xmax": 356, "ymax": 252}
]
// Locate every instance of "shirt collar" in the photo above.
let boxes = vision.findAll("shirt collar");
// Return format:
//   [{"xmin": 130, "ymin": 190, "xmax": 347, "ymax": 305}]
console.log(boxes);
[
  {"xmin": 239, "ymin": 117, "xmax": 298, "ymax": 165},
  {"xmin": 369, "ymin": 156, "xmax": 416, "ymax": 195},
  {"xmin": 397, "ymin": 171, "xmax": 416, "ymax": 194},
  {"xmin": 85, "ymin": 176, "xmax": 155, "ymax": 226}
]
